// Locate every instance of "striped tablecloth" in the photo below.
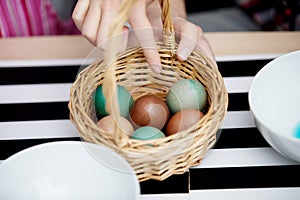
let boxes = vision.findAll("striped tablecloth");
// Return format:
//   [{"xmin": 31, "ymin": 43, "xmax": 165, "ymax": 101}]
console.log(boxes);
[{"xmin": 0, "ymin": 54, "xmax": 299, "ymax": 199}]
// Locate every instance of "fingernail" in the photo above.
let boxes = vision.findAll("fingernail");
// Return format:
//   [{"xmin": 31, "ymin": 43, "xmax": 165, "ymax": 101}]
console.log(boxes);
[
  {"xmin": 150, "ymin": 64, "xmax": 162, "ymax": 73},
  {"xmin": 177, "ymin": 47, "xmax": 190, "ymax": 61}
]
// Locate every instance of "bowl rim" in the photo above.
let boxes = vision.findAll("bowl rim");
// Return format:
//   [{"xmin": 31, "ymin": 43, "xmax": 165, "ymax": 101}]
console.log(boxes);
[
  {"xmin": 248, "ymin": 50, "xmax": 300, "ymax": 143},
  {"xmin": 0, "ymin": 141, "xmax": 141, "ymax": 199}
]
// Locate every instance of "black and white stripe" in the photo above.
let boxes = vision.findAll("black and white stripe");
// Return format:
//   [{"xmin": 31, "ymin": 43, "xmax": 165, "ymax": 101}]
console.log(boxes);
[{"xmin": 1, "ymin": 56, "xmax": 299, "ymax": 199}]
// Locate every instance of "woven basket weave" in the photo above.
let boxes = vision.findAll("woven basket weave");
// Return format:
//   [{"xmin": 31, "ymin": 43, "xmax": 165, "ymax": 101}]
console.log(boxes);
[{"xmin": 69, "ymin": 0, "xmax": 228, "ymax": 182}]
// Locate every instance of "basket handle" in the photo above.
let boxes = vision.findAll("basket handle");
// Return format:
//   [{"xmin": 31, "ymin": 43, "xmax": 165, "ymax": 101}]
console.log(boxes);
[
  {"xmin": 102, "ymin": 0, "xmax": 174, "ymax": 147},
  {"xmin": 159, "ymin": 0, "xmax": 175, "ymax": 52}
]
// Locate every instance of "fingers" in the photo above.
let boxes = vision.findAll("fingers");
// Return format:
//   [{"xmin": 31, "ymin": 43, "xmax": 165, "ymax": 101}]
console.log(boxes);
[
  {"xmin": 134, "ymin": 28, "xmax": 162, "ymax": 73},
  {"xmin": 73, "ymin": 0, "xmax": 101, "ymax": 45},
  {"xmin": 73, "ymin": 0, "xmax": 161, "ymax": 73},
  {"xmin": 173, "ymin": 18, "xmax": 198, "ymax": 61},
  {"xmin": 173, "ymin": 17, "xmax": 215, "ymax": 62},
  {"xmin": 195, "ymin": 26, "xmax": 215, "ymax": 61},
  {"xmin": 72, "ymin": 0, "xmax": 90, "ymax": 30},
  {"xmin": 97, "ymin": 1, "xmax": 120, "ymax": 47},
  {"xmin": 118, "ymin": 26, "xmax": 129, "ymax": 53},
  {"xmin": 129, "ymin": 1, "xmax": 162, "ymax": 73},
  {"xmin": 72, "ymin": 0, "xmax": 123, "ymax": 47},
  {"xmin": 73, "ymin": 0, "xmax": 215, "ymax": 73}
]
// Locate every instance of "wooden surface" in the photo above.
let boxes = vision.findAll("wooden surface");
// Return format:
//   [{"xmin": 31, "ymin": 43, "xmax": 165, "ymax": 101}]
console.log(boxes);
[
  {"xmin": 0, "ymin": 31, "xmax": 299, "ymax": 60},
  {"xmin": 206, "ymin": 31, "xmax": 300, "ymax": 56}
]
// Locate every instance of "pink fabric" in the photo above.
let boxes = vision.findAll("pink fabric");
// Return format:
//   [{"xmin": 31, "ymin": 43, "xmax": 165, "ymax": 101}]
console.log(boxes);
[{"xmin": 0, "ymin": 0, "xmax": 80, "ymax": 37}]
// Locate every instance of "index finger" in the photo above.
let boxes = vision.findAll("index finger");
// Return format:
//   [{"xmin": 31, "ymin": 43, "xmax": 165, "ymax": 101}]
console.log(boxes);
[{"xmin": 129, "ymin": 2, "xmax": 162, "ymax": 73}]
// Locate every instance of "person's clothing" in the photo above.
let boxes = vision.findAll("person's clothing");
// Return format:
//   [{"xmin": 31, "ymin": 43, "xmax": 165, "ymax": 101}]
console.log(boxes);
[
  {"xmin": 0, "ymin": 0, "xmax": 79, "ymax": 38},
  {"xmin": 235, "ymin": 0, "xmax": 300, "ymax": 30}
]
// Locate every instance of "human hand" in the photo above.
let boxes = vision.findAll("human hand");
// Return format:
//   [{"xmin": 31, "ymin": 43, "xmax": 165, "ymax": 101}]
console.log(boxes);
[
  {"xmin": 72, "ymin": 0, "xmax": 123, "ymax": 46},
  {"xmin": 72, "ymin": 0, "xmax": 163, "ymax": 73},
  {"xmin": 172, "ymin": 17, "xmax": 215, "ymax": 62},
  {"xmin": 72, "ymin": 0, "xmax": 215, "ymax": 73}
]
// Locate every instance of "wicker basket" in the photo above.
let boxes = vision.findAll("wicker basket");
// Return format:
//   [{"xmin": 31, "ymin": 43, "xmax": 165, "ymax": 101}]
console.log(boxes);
[{"xmin": 69, "ymin": 0, "xmax": 228, "ymax": 182}]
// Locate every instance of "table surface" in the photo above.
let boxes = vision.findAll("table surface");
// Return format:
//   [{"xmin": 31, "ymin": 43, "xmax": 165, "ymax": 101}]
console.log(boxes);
[{"xmin": 0, "ymin": 32, "xmax": 300, "ymax": 199}]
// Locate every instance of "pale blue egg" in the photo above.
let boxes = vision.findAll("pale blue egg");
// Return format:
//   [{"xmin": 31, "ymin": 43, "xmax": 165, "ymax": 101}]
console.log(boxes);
[
  {"xmin": 166, "ymin": 79, "xmax": 207, "ymax": 114},
  {"xmin": 131, "ymin": 126, "xmax": 165, "ymax": 141}
]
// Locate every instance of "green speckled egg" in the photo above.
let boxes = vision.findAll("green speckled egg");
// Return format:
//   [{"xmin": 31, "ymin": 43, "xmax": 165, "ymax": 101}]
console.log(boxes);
[
  {"xmin": 166, "ymin": 79, "xmax": 207, "ymax": 114},
  {"xmin": 94, "ymin": 84, "xmax": 134, "ymax": 118},
  {"xmin": 131, "ymin": 126, "xmax": 165, "ymax": 140}
]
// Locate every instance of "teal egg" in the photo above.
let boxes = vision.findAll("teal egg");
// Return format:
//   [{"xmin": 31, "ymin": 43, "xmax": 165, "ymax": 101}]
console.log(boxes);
[
  {"xmin": 94, "ymin": 84, "xmax": 134, "ymax": 118},
  {"xmin": 166, "ymin": 79, "xmax": 207, "ymax": 114},
  {"xmin": 131, "ymin": 126, "xmax": 165, "ymax": 140}
]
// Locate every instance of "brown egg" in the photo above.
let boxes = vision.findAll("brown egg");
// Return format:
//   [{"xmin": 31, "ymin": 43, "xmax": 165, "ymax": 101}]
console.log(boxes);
[
  {"xmin": 129, "ymin": 95, "xmax": 170, "ymax": 130},
  {"xmin": 165, "ymin": 109, "xmax": 204, "ymax": 136},
  {"xmin": 97, "ymin": 115, "xmax": 134, "ymax": 136}
]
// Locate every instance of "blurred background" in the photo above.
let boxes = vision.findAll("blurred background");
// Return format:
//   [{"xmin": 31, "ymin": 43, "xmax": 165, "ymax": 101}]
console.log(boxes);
[
  {"xmin": 186, "ymin": 0, "xmax": 300, "ymax": 31},
  {"xmin": 186, "ymin": 0, "xmax": 260, "ymax": 31},
  {"xmin": 51, "ymin": 0, "xmax": 299, "ymax": 32}
]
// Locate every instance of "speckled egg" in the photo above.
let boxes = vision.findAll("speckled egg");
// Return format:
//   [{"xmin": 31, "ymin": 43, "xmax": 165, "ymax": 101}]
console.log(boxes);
[
  {"xmin": 131, "ymin": 126, "xmax": 165, "ymax": 141},
  {"xmin": 94, "ymin": 84, "xmax": 134, "ymax": 118},
  {"xmin": 166, "ymin": 79, "xmax": 207, "ymax": 114}
]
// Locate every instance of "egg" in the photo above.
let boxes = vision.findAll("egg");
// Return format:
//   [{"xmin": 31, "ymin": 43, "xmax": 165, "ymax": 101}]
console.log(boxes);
[
  {"xmin": 97, "ymin": 115, "xmax": 134, "ymax": 136},
  {"xmin": 165, "ymin": 109, "xmax": 204, "ymax": 136},
  {"xmin": 94, "ymin": 84, "xmax": 134, "ymax": 118},
  {"xmin": 131, "ymin": 126, "xmax": 165, "ymax": 140},
  {"xmin": 166, "ymin": 79, "xmax": 207, "ymax": 114},
  {"xmin": 129, "ymin": 95, "xmax": 170, "ymax": 130}
]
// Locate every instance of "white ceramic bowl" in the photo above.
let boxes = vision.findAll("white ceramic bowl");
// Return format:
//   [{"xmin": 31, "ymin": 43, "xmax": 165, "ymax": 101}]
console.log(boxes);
[
  {"xmin": 0, "ymin": 141, "xmax": 140, "ymax": 200},
  {"xmin": 249, "ymin": 50, "xmax": 300, "ymax": 162}
]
